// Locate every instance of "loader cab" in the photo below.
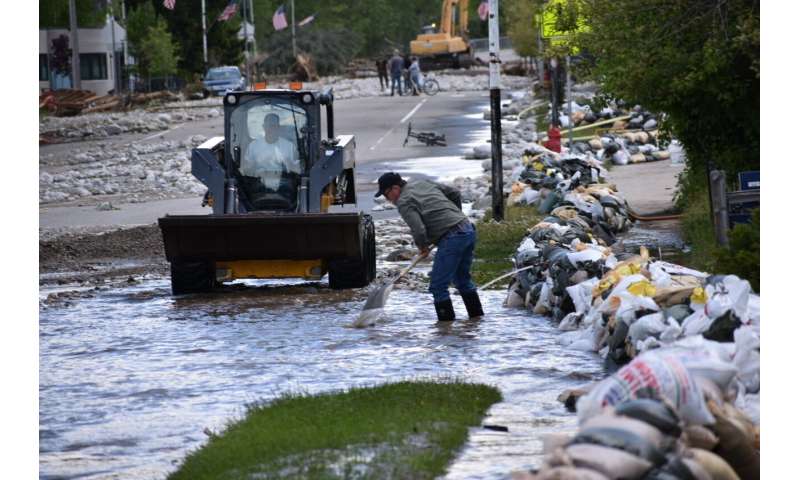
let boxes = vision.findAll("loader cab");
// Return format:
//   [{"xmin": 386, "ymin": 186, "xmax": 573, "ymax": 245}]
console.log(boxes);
[{"xmin": 225, "ymin": 90, "xmax": 320, "ymax": 212}]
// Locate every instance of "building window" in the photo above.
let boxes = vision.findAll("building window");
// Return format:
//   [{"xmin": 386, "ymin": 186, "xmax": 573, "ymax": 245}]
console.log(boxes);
[
  {"xmin": 80, "ymin": 53, "xmax": 107, "ymax": 80},
  {"xmin": 40, "ymin": 54, "xmax": 50, "ymax": 82}
]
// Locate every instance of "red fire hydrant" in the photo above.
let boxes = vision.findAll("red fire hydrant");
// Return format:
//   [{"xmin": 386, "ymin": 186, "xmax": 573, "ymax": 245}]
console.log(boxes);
[{"xmin": 544, "ymin": 126, "xmax": 562, "ymax": 153}]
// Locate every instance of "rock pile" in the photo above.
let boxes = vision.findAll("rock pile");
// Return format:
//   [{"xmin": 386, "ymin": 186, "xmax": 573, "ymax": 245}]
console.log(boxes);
[
  {"xmin": 40, "ymin": 108, "xmax": 222, "ymax": 142},
  {"xmin": 39, "ymin": 136, "xmax": 209, "ymax": 205}
]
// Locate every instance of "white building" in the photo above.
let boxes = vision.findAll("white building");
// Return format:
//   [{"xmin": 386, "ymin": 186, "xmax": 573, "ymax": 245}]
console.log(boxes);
[{"xmin": 39, "ymin": 17, "xmax": 127, "ymax": 96}]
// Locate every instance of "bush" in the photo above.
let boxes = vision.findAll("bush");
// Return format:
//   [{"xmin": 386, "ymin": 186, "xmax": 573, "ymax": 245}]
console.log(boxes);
[{"xmin": 714, "ymin": 209, "xmax": 760, "ymax": 292}]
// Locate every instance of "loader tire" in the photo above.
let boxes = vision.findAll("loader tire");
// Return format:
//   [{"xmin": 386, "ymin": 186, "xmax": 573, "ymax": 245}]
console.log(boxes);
[
  {"xmin": 170, "ymin": 260, "xmax": 216, "ymax": 295},
  {"xmin": 328, "ymin": 215, "xmax": 376, "ymax": 289}
]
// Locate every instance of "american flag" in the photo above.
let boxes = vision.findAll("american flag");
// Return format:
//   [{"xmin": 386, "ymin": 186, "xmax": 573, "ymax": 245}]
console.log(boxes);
[
  {"xmin": 272, "ymin": 4, "xmax": 288, "ymax": 31},
  {"xmin": 163, "ymin": 0, "xmax": 176, "ymax": 10},
  {"xmin": 478, "ymin": 1, "xmax": 490, "ymax": 21},
  {"xmin": 297, "ymin": 13, "xmax": 316, "ymax": 27},
  {"xmin": 218, "ymin": 0, "xmax": 239, "ymax": 22}
]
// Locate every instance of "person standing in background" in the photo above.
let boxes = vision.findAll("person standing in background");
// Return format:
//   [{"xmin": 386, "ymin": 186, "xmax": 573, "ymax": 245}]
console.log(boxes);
[{"xmin": 389, "ymin": 50, "xmax": 405, "ymax": 96}]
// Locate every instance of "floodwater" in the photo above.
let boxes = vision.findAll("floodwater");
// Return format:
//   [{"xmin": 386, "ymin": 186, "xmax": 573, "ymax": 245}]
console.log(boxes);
[{"xmin": 39, "ymin": 280, "xmax": 606, "ymax": 479}]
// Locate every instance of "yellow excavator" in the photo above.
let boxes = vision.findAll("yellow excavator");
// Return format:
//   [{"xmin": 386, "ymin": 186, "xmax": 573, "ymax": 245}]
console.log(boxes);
[{"xmin": 410, "ymin": 0, "xmax": 474, "ymax": 70}]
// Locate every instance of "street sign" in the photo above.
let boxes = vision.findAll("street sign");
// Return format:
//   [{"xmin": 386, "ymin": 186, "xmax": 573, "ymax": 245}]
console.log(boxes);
[{"xmin": 738, "ymin": 171, "xmax": 760, "ymax": 191}]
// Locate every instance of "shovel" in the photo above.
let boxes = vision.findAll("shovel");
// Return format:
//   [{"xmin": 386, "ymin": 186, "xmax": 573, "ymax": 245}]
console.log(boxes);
[{"xmin": 351, "ymin": 253, "xmax": 425, "ymax": 328}]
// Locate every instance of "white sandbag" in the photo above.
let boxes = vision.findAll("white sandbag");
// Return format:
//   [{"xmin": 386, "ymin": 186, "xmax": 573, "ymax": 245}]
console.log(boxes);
[
  {"xmin": 733, "ymin": 326, "xmax": 760, "ymax": 393},
  {"xmin": 577, "ymin": 350, "xmax": 715, "ymax": 425},
  {"xmin": 517, "ymin": 237, "xmax": 539, "ymax": 254},
  {"xmin": 746, "ymin": 294, "xmax": 760, "ymax": 326},
  {"xmin": 682, "ymin": 310, "xmax": 714, "ymax": 336},
  {"xmin": 565, "ymin": 444, "xmax": 653, "ymax": 480},
  {"xmin": 653, "ymin": 261, "xmax": 708, "ymax": 278},
  {"xmin": 558, "ymin": 312, "xmax": 584, "ymax": 331},
  {"xmin": 558, "ymin": 327, "xmax": 599, "ymax": 352},
  {"xmin": 628, "ymin": 312, "xmax": 668, "ymax": 344},
  {"xmin": 657, "ymin": 343, "xmax": 738, "ymax": 393},
  {"xmin": 567, "ymin": 278, "xmax": 600, "ymax": 315},
  {"xmin": 567, "ymin": 249, "xmax": 604, "ymax": 267},
  {"xmin": 705, "ymin": 275, "xmax": 751, "ymax": 321},
  {"xmin": 521, "ymin": 188, "xmax": 541, "ymax": 205},
  {"xmin": 647, "ymin": 262, "xmax": 674, "ymax": 289},
  {"xmin": 612, "ymin": 149, "xmax": 629, "ymax": 165}
]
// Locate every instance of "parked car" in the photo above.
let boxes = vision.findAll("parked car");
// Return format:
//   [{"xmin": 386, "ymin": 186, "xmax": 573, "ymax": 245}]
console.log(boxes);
[{"xmin": 202, "ymin": 66, "xmax": 246, "ymax": 97}]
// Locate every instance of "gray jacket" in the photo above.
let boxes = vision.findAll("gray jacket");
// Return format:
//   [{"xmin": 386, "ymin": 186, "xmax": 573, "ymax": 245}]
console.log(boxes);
[{"xmin": 396, "ymin": 179, "xmax": 466, "ymax": 248}]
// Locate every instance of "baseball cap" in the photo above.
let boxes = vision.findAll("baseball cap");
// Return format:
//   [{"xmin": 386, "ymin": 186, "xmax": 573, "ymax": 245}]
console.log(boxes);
[{"xmin": 375, "ymin": 172, "xmax": 403, "ymax": 198}]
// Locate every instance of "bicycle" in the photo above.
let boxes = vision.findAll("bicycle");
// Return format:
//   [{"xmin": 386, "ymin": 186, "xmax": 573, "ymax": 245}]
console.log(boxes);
[{"xmin": 421, "ymin": 75, "xmax": 440, "ymax": 96}]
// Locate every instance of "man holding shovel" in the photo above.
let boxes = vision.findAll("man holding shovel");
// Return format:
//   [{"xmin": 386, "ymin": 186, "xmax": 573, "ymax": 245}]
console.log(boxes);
[{"xmin": 375, "ymin": 172, "xmax": 484, "ymax": 322}]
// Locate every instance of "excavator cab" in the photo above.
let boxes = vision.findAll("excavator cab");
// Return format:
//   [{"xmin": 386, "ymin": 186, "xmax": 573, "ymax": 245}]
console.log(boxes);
[{"xmin": 158, "ymin": 89, "xmax": 376, "ymax": 294}]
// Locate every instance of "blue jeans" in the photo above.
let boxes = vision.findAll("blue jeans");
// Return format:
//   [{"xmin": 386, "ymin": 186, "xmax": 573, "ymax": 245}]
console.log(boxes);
[
  {"xmin": 429, "ymin": 222, "xmax": 477, "ymax": 302},
  {"xmin": 391, "ymin": 74, "xmax": 403, "ymax": 95}
]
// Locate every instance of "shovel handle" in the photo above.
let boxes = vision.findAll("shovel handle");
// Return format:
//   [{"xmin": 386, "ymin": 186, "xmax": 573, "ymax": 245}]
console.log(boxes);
[{"xmin": 396, "ymin": 254, "xmax": 424, "ymax": 279}]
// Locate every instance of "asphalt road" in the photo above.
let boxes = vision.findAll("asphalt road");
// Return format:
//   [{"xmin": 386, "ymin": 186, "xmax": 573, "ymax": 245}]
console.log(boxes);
[{"xmin": 39, "ymin": 89, "xmax": 494, "ymax": 230}]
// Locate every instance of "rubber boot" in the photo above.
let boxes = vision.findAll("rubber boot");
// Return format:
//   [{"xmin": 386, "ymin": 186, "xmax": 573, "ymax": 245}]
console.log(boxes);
[
  {"xmin": 434, "ymin": 298, "xmax": 456, "ymax": 322},
  {"xmin": 461, "ymin": 290, "xmax": 484, "ymax": 319}
]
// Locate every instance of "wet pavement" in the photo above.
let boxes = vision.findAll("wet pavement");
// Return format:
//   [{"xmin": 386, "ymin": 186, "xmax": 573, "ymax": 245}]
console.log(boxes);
[{"xmin": 39, "ymin": 280, "xmax": 606, "ymax": 479}]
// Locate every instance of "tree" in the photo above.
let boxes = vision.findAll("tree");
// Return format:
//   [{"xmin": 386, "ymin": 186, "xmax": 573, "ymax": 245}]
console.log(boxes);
[
  {"xmin": 39, "ymin": 0, "xmax": 108, "ymax": 28},
  {"xmin": 142, "ymin": 20, "xmax": 181, "ymax": 78},
  {"xmin": 576, "ymin": 0, "xmax": 759, "ymax": 192},
  {"xmin": 125, "ymin": 1, "xmax": 158, "ymax": 62}
]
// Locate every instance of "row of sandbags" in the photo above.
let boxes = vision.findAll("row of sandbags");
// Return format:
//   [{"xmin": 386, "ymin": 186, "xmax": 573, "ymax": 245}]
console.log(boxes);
[
  {"xmin": 516, "ymin": 349, "xmax": 759, "ymax": 479},
  {"xmin": 507, "ymin": 150, "xmax": 633, "ymax": 242},
  {"xmin": 551, "ymin": 100, "xmax": 673, "ymax": 165}
]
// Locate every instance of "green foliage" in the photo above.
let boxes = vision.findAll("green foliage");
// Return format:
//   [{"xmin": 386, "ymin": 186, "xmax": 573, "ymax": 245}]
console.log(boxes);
[
  {"xmin": 39, "ymin": 0, "xmax": 108, "ymax": 28},
  {"xmin": 142, "ymin": 20, "xmax": 181, "ymax": 77},
  {"xmin": 679, "ymin": 178, "xmax": 760, "ymax": 292},
  {"xmin": 714, "ymin": 209, "xmax": 760, "ymax": 292},
  {"xmin": 505, "ymin": 0, "xmax": 546, "ymax": 58},
  {"xmin": 125, "ymin": 2, "xmax": 158, "ymax": 62},
  {"xmin": 577, "ymin": 0, "xmax": 759, "ymax": 196},
  {"xmin": 168, "ymin": 380, "xmax": 502, "ymax": 480},
  {"xmin": 473, "ymin": 206, "xmax": 542, "ymax": 288}
]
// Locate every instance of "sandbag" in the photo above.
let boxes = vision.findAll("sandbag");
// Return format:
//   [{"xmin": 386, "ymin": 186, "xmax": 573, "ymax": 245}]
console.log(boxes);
[
  {"xmin": 565, "ymin": 444, "xmax": 653, "ymax": 480},
  {"xmin": 689, "ymin": 449, "xmax": 741, "ymax": 480},
  {"xmin": 732, "ymin": 326, "xmax": 760, "ymax": 393},
  {"xmin": 643, "ymin": 455, "xmax": 709, "ymax": 480},
  {"xmin": 684, "ymin": 425, "xmax": 719, "ymax": 451},
  {"xmin": 582, "ymin": 412, "xmax": 666, "ymax": 450},
  {"xmin": 570, "ymin": 426, "xmax": 666, "ymax": 466},
  {"xmin": 578, "ymin": 351, "xmax": 715, "ymax": 425},
  {"xmin": 536, "ymin": 467, "xmax": 611, "ymax": 480},
  {"xmin": 707, "ymin": 401, "xmax": 759, "ymax": 480}
]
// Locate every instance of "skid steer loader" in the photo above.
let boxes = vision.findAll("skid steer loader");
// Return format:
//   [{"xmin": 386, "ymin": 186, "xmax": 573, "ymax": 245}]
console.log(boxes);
[{"xmin": 158, "ymin": 88, "xmax": 376, "ymax": 294}]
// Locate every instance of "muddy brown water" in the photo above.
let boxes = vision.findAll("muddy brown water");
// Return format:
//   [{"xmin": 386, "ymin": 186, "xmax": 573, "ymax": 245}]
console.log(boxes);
[{"xmin": 39, "ymin": 278, "xmax": 606, "ymax": 479}]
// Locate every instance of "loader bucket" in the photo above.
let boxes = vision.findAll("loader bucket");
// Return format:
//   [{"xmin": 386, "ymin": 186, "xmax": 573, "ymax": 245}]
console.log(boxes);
[{"xmin": 158, "ymin": 212, "xmax": 364, "ymax": 262}]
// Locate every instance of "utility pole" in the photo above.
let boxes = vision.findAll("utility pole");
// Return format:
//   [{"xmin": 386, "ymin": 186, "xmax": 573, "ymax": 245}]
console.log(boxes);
[
  {"xmin": 566, "ymin": 55, "xmax": 573, "ymax": 145},
  {"xmin": 202, "ymin": 0, "xmax": 208, "ymax": 66},
  {"xmin": 68, "ymin": 0, "xmax": 81, "ymax": 90},
  {"xmin": 122, "ymin": 0, "xmax": 132, "ymax": 93},
  {"xmin": 488, "ymin": 0, "xmax": 503, "ymax": 221},
  {"xmin": 249, "ymin": 0, "xmax": 257, "ymax": 58},
  {"xmin": 291, "ymin": 0, "xmax": 297, "ymax": 59},
  {"xmin": 108, "ymin": 1, "xmax": 118, "ymax": 93},
  {"xmin": 243, "ymin": 2, "xmax": 250, "ymax": 85}
]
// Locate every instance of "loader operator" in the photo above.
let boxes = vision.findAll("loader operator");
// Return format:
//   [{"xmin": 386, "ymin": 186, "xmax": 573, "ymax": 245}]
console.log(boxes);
[
  {"xmin": 242, "ymin": 113, "xmax": 301, "ymax": 202},
  {"xmin": 376, "ymin": 172, "xmax": 484, "ymax": 322}
]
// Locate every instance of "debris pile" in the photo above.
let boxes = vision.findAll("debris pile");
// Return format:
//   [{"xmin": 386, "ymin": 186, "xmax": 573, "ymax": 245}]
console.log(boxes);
[{"xmin": 39, "ymin": 89, "xmax": 180, "ymax": 117}]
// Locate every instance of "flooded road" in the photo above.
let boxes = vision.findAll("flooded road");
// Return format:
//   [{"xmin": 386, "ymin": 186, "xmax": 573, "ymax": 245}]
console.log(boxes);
[{"xmin": 40, "ymin": 280, "xmax": 605, "ymax": 479}]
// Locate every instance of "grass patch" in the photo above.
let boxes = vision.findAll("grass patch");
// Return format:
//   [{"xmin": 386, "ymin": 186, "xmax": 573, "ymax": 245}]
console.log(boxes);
[
  {"xmin": 168, "ymin": 380, "xmax": 502, "ymax": 480},
  {"xmin": 472, "ymin": 205, "xmax": 542, "ymax": 289}
]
